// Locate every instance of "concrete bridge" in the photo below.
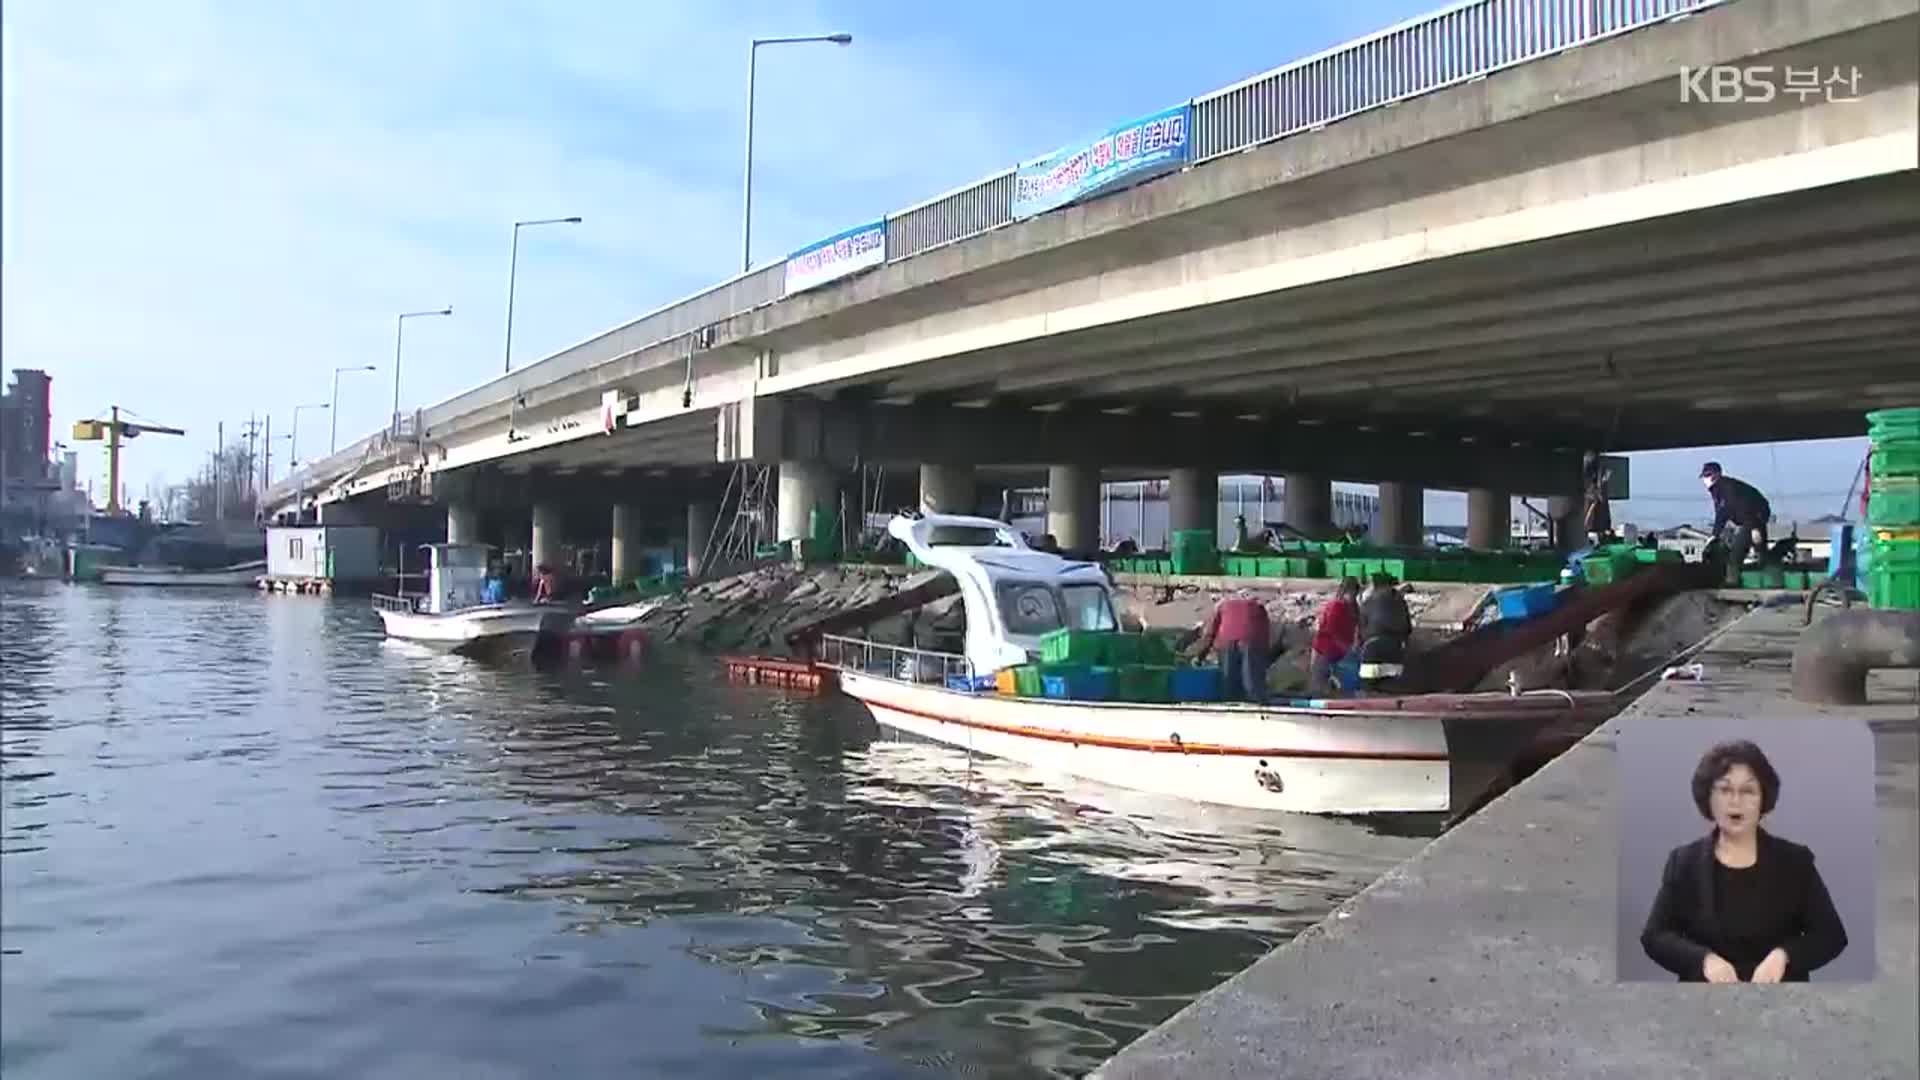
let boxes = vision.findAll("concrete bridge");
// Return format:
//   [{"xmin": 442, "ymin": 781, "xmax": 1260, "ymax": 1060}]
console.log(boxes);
[{"xmin": 265, "ymin": 0, "xmax": 1919, "ymax": 580}]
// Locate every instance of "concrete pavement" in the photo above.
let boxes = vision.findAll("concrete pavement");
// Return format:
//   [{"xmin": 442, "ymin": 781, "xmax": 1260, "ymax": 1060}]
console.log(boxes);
[{"xmin": 1094, "ymin": 601, "xmax": 1918, "ymax": 1080}]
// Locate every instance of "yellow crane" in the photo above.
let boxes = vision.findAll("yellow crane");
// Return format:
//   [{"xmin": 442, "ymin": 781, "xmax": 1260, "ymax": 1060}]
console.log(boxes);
[{"xmin": 71, "ymin": 406, "xmax": 186, "ymax": 515}]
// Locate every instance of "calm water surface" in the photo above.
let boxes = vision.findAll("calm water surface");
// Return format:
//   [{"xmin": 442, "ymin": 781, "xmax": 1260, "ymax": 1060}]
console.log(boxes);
[{"xmin": 1, "ymin": 583, "xmax": 1436, "ymax": 1078}]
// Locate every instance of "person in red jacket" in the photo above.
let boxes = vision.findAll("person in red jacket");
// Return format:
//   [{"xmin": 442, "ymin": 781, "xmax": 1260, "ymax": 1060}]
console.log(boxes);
[
  {"xmin": 1191, "ymin": 590, "xmax": 1273, "ymax": 704},
  {"xmin": 1308, "ymin": 577, "xmax": 1362, "ymax": 696}
]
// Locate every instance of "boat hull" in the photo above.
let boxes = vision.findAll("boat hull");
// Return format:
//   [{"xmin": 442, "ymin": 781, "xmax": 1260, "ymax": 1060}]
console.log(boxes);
[
  {"xmin": 838, "ymin": 670, "xmax": 1452, "ymax": 815},
  {"xmin": 98, "ymin": 564, "xmax": 264, "ymax": 587},
  {"xmin": 375, "ymin": 606, "xmax": 561, "ymax": 657}
]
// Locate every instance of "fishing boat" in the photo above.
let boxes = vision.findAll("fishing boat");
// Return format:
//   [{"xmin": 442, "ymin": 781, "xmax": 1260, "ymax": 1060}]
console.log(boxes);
[
  {"xmin": 813, "ymin": 513, "xmax": 1614, "ymax": 816},
  {"xmin": 372, "ymin": 543, "xmax": 570, "ymax": 657},
  {"xmin": 97, "ymin": 560, "xmax": 266, "ymax": 587}
]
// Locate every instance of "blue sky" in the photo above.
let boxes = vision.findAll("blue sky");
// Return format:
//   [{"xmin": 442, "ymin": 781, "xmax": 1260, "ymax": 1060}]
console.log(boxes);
[{"xmin": 2, "ymin": 0, "xmax": 1869, "ymax": 528}]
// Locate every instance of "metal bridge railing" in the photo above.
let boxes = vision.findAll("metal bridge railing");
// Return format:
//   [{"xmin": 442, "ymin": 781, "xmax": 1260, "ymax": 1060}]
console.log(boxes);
[
  {"xmin": 281, "ymin": 0, "xmax": 1730, "ymax": 513},
  {"xmin": 1191, "ymin": 0, "xmax": 1721, "ymax": 161}
]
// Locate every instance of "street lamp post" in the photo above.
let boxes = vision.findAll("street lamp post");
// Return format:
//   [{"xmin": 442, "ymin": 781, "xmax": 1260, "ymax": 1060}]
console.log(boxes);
[
  {"xmin": 330, "ymin": 364, "xmax": 377, "ymax": 453},
  {"xmin": 289, "ymin": 403, "xmax": 329, "ymax": 469},
  {"xmin": 742, "ymin": 33, "xmax": 852, "ymax": 273},
  {"xmin": 503, "ymin": 216, "xmax": 582, "ymax": 374},
  {"xmin": 391, "ymin": 307, "xmax": 453, "ymax": 436}
]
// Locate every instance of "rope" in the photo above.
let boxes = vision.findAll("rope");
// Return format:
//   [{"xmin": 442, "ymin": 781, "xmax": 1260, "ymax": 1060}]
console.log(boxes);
[{"xmin": 1607, "ymin": 601, "xmax": 1757, "ymax": 699}]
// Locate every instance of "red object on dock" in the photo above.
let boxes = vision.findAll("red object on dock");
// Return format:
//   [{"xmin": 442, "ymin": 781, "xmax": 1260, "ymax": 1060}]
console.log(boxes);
[{"xmin": 722, "ymin": 655, "xmax": 837, "ymax": 693}]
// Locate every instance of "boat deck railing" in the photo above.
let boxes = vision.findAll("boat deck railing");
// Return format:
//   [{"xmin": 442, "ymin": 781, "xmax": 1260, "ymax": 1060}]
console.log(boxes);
[
  {"xmin": 371, "ymin": 593, "xmax": 419, "ymax": 614},
  {"xmin": 817, "ymin": 634, "xmax": 978, "ymax": 687}
]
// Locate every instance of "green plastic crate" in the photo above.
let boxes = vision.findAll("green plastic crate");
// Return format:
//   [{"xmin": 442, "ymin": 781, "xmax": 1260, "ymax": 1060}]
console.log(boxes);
[
  {"xmin": 1867, "ymin": 407, "xmax": 1920, "ymax": 444},
  {"xmin": 1584, "ymin": 553, "xmax": 1638, "ymax": 586},
  {"xmin": 1869, "ymin": 565, "xmax": 1920, "ymax": 610},
  {"xmin": 1103, "ymin": 634, "xmax": 1143, "ymax": 665},
  {"xmin": 1039, "ymin": 630, "xmax": 1109, "ymax": 665},
  {"xmin": 1282, "ymin": 555, "xmax": 1325, "ymax": 578},
  {"xmin": 1869, "ymin": 533, "xmax": 1920, "ymax": 610},
  {"xmin": 1115, "ymin": 665, "xmax": 1174, "ymax": 703},
  {"xmin": 1871, "ymin": 439, "xmax": 1920, "ymax": 480},
  {"xmin": 1136, "ymin": 632, "xmax": 1181, "ymax": 666},
  {"xmin": 1869, "ymin": 476, "xmax": 1920, "ymax": 526},
  {"xmin": 1222, "ymin": 555, "xmax": 1258, "ymax": 577},
  {"xmin": 1633, "ymin": 547, "xmax": 1681, "ymax": 564},
  {"xmin": 1257, "ymin": 556, "xmax": 1287, "ymax": 577},
  {"xmin": 1012, "ymin": 665, "xmax": 1044, "ymax": 697}
]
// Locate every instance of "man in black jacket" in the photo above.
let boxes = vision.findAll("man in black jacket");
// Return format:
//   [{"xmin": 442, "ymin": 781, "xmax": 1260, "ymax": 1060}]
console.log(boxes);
[{"xmin": 1701, "ymin": 462, "xmax": 1773, "ymax": 585}]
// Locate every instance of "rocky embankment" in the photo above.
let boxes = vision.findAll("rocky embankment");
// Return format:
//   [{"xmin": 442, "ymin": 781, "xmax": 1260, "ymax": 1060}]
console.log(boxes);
[{"xmin": 632, "ymin": 563, "xmax": 1747, "ymax": 696}]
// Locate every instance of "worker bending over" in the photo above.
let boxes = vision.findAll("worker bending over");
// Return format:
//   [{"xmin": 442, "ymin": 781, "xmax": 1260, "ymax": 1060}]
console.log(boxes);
[
  {"xmin": 1700, "ymin": 461, "xmax": 1773, "ymax": 585},
  {"xmin": 1308, "ymin": 577, "xmax": 1363, "ymax": 696},
  {"xmin": 1189, "ymin": 590, "xmax": 1272, "ymax": 705},
  {"xmin": 1357, "ymin": 573, "xmax": 1413, "ymax": 690}
]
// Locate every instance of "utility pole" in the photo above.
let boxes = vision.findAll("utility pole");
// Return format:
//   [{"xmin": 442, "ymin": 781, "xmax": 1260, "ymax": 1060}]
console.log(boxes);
[
  {"xmin": 262, "ymin": 414, "xmax": 272, "ymax": 493},
  {"xmin": 215, "ymin": 421, "xmax": 225, "ymax": 521},
  {"xmin": 241, "ymin": 416, "xmax": 261, "ymax": 508}
]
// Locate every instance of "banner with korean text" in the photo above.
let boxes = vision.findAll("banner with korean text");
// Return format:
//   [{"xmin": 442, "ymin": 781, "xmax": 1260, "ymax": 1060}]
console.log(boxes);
[
  {"xmin": 1011, "ymin": 104, "xmax": 1192, "ymax": 220},
  {"xmin": 783, "ymin": 219, "xmax": 887, "ymax": 296}
]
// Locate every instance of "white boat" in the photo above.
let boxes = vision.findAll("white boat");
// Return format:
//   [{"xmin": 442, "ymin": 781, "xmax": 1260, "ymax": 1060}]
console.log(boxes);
[
  {"xmin": 98, "ymin": 560, "xmax": 265, "ymax": 587},
  {"xmin": 573, "ymin": 598, "xmax": 666, "ymax": 630},
  {"xmin": 815, "ymin": 513, "xmax": 1577, "ymax": 816},
  {"xmin": 372, "ymin": 543, "xmax": 570, "ymax": 657}
]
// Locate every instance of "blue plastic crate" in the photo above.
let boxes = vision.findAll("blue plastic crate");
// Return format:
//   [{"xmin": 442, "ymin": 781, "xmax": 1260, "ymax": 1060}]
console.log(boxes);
[
  {"xmin": 1169, "ymin": 666, "xmax": 1223, "ymax": 702},
  {"xmin": 1494, "ymin": 583, "xmax": 1560, "ymax": 621},
  {"xmin": 1042, "ymin": 669, "xmax": 1113, "ymax": 701},
  {"xmin": 945, "ymin": 673, "xmax": 995, "ymax": 693}
]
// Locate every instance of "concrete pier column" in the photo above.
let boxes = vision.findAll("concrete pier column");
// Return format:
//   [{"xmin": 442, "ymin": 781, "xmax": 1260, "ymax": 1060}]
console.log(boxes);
[
  {"xmin": 531, "ymin": 502, "xmax": 562, "ymax": 569},
  {"xmin": 1285, "ymin": 472, "xmax": 1334, "ymax": 536},
  {"xmin": 918, "ymin": 464, "xmax": 977, "ymax": 516},
  {"xmin": 1375, "ymin": 482, "xmax": 1425, "ymax": 547},
  {"xmin": 1549, "ymin": 495, "xmax": 1582, "ymax": 554},
  {"xmin": 777, "ymin": 460, "xmax": 835, "ymax": 544},
  {"xmin": 686, "ymin": 501, "xmax": 717, "ymax": 578},
  {"xmin": 447, "ymin": 502, "xmax": 479, "ymax": 545},
  {"xmin": 1046, "ymin": 464, "xmax": 1101, "ymax": 553},
  {"xmin": 1169, "ymin": 468, "xmax": 1218, "ymax": 543},
  {"xmin": 1467, "ymin": 488, "xmax": 1510, "ymax": 550},
  {"xmin": 610, "ymin": 503, "xmax": 640, "ymax": 585}
]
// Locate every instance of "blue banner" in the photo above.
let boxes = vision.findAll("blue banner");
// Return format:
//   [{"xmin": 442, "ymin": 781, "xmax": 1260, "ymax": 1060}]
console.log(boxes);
[
  {"xmin": 783, "ymin": 219, "xmax": 886, "ymax": 296},
  {"xmin": 1012, "ymin": 104, "xmax": 1192, "ymax": 220}
]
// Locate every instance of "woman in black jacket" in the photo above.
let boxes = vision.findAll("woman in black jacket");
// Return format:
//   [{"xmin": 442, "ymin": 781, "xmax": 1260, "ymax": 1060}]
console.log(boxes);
[{"xmin": 1640, "ymin": 739, "xmax": 1848, "ymax": 982}]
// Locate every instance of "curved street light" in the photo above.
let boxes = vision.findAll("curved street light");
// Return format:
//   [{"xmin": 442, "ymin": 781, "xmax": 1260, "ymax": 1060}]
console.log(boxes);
[
  {"xmin": 743, "ymin": 33, "xmax": 853, "ymax": 273},
  {"xmin": 390, "ymin": 307, "xmax": 453, "ymax": 436},
  {"xmin": 503, "ymin": 216, "xmax": 583, "ymax": 374},
  {"xmin": 330, "ymin": 365, "xmax": 377, "ymax": 453}
]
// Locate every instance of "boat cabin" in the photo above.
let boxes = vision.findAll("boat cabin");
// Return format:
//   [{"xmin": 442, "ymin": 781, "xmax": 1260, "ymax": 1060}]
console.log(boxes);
[
  {"xmin": 888, "ymin": 514, "xmax": 1117, "ymax": 675},
  {"xmin": 416, "ymin": 542, "xmax": 493, "ymax": 614}
]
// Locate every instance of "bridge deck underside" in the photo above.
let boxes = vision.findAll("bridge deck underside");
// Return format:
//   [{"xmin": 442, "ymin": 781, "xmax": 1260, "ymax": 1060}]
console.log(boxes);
[{"xmin": 816, "ymin": 172, "xmax": 1920, "ymax": 453}]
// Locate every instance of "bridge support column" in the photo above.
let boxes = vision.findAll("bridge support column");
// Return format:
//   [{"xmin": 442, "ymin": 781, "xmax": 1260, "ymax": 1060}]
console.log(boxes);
[
  {"xmin": 611, "ymin": 503, "xmax": 641, "ymax": 585},
  {"xmin": 918, "ymin": 464, "xmax": 976, "ymax": 516},
  {"xmin": 1046, "ymin": 464, "xmax": 1100, "ymax": 554},
  {"xmin": 777, "ymin": 461, "xmax": 837, "ymax": 545},
  {"xmin": 1285, "ymin": 473, "xmax": 1333, "ymax": 536},
  {"xmin": 686, "ymin": 501, "xmax": 716, "ymax": 578},
  {"xmin": 1169, "ymin": 468, "xmax": 1218, "ymax": 545},
  {"xmin": 1549, "ymin": 495, "xmax": 1582, "ymax": 554},
  {"xmin": 447, "ymin": 502, "xmax": 479, "ymax": 545},
  {"xmin": 531, "ymin": 502, "xmax": 562, "ymax": 570},
  {"xmin": 1467, "ymin": 488, "xmax": 1510, "ymax": 550},
  {"xmin": 1375, "ymin": 482, "xmax": 1424, "ymax": 548}
]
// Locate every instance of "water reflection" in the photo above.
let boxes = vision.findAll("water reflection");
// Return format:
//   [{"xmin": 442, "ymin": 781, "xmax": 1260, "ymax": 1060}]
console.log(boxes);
[{"xmin": 1, "ymin": 584, "xmax": 1434, "ymax": 1079}]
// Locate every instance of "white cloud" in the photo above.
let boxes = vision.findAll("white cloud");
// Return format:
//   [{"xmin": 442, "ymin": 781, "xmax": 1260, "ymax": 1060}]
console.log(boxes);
[{"xmin": 2, "ymin": 0, "xmax": 1023, "ymax": 486}]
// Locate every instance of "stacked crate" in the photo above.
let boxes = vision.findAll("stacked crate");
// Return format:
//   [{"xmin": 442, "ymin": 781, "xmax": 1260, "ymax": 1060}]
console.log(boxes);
[{"xmin": 1866, "ymin": 407, "xmax": 1920, "ymax": 610}]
